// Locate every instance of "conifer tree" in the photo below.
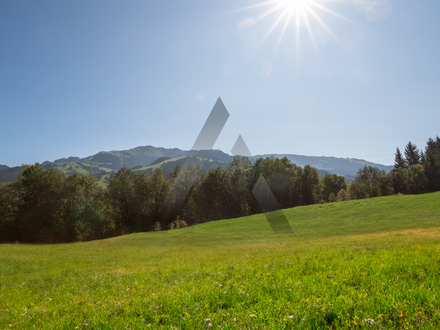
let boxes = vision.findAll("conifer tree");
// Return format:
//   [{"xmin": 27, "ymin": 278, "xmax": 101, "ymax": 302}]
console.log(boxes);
[
  {"xmin": 423, "ymin": 136, "xmax": 440, "ymax": 191},
  {"xmin": 420, "ymin": 150, "xmax": 425, "ymax": 164},
  {"xmin": 404, "ymin": 142, "xmax": 420, "ymax": 167},
  {"xmin": 394, "ymin": 147, "xmax": 406, "ymax": 168}
]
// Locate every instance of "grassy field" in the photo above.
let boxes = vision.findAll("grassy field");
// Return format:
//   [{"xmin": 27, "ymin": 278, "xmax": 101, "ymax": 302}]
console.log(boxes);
[
  {"xmin": 132, "ymin": 156, "xmax": 220, "ymax": 173},
  {"xmin": 133, "ymin": 157, "xmax": 186, "ymax": 172},
  {"xmin": 1, "ymin": 193, "xmax": 440, "ymax": 329}
]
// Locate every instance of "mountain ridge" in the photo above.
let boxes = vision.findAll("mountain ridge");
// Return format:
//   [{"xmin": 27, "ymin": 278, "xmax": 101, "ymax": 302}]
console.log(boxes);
[{"xmin": 0, "ymin": 145, "xmax": 394, "ymax": 184}]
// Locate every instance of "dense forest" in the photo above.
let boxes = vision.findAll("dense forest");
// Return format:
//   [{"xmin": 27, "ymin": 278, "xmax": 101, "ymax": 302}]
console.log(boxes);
[{"xmin": 1, "ymin": 136, "xmax": 439, "ymax": 243}]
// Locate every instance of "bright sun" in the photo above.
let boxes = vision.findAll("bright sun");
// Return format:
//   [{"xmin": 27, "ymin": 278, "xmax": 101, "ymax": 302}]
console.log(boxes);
[
  {"xmin": 234, "ymin": 0, "xmax": 354, "ymax": 61},
  {"xmin": 284, "ymin": 0, "xmax": 310, "ymax": 10}
]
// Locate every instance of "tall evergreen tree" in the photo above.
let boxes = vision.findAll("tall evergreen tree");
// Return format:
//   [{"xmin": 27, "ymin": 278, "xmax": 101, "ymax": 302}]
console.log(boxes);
[
  {"xmin": 404, "ymin": 141, "xmax": 420, "ymax": 167},
  {"xmin": 423, "ymin": 136, "xmax": 440, "ymax": 191},
  {"xmin": 394, "ymin": 147, "xmax": 406, "ymax": 168}
]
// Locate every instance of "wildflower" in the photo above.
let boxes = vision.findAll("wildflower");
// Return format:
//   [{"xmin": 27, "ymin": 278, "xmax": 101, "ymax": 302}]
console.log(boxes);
[
  {"xmin": 364, "ymin": 318, "xmax": 375, "ymax": 325},
  {"xmin": 399, "ymin": 311, "xmax": 403, "ymax": 317},
  {"xmin": 205, "ymin": 318, "xmax": 211, "ymax": 322},
  {"xmin": 288, "ymin": 315, "xmax": 294, "ymax": 319},
  {"xmin": 377, "ymin": 314, "xmax": 383, "ymax": 319},
  {"xmin": 208, "ymin": 323, "xmax": 212, "ymax": 327}
]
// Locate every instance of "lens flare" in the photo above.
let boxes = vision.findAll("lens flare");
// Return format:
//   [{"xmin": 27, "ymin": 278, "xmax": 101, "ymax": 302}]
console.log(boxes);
[
  {"xmin": 232, "ymin": 0, "xmax": 356, "ymax": 63},
  {"xmin": 284, "ymin": 0, "xmax": 309, "ymax": 10}
]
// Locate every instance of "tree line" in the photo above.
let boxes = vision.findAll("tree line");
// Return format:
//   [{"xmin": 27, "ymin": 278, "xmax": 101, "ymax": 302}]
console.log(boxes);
[{"xmin": 1, "ymin": 136, "xmax": 439, "ymax": 243}]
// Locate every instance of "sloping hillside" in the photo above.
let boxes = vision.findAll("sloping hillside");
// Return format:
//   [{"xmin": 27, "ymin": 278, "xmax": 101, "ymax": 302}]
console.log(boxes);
[
  {"xmin": 0, "ymin": 145, "xmax": 394, "ymax": 184},
  {"xmin": 251, "ymin": 154, "xmax": 393, "ymax": 177},
  {"xmin": 1, "ymin": 192, "xmax": 439, "ymax": 328}
]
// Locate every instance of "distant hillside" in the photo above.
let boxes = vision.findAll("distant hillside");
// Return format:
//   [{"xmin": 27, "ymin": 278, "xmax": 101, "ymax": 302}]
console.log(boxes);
[
  {"xmin": 0, "ymin": 166, "xmax": 23, "ymax": 183},
  {"xmin": 251, "ymin": 154, "xmax": 393, "ymax": 177},
  {"xmin": 133, "ymin": 156, "xmax": 227, "ymax": 175},
  {"xmin": 0, "ymin": 145, "xmax": 393, "ymax": 184},
  {"xmin": 84, "ymin": 146, "xmax": 189, "ymax": 169},
  {"xmin": 149, "ymin": 157, "xmax": 172, "ymax": 166}
]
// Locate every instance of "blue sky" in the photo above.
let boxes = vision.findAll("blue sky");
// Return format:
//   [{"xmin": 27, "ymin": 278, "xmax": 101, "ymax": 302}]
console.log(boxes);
[{"xmin": 1, "ymin": 0, "xmax": 439, "ymax": 167}]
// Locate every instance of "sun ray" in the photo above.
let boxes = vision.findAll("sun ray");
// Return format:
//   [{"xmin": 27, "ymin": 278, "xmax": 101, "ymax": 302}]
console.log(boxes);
[
  {"xmin": 251, "ymin": 2, "xmax": 288, "ymax": 25},
  {"xmin": 231, "ymin": 0, "xmax": 356, "ymax": 65},
  {"xmin": 230, "ymin": 0, "xmax": 281, "ymax": 13},
  {"xmin": 303, "ymin": 3, "xmax": 339, "ymax": 43},
  {"xmin": 272, "ymin": 7, "xmax": 294, "ymax": 59},
  {"xmin": 308, "ymin": 0, "xmax": 357, "ymax": 25},
  {"xmin": 296, "ymin": 5, "xmax": 301, "ymax": 66},
  {"xmin": 300, "ymin": 5, "xmax": 322, "ymax": 62},
  {"xmin": 252, "ymin": 6, "xmax": 292, "ymax": 56}
]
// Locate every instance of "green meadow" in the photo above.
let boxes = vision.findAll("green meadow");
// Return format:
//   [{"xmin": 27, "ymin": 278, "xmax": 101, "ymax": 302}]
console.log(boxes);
[
  {"xmin": 1, "ymin": 193, "xmax": 440, "ymax": 329},
  {"xmin": 133, "ymin": 157, "xmax": 186, "ymax": 172}
]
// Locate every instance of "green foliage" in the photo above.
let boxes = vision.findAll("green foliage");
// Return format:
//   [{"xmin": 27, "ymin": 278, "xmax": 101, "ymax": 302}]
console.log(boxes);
[
  {"xmin": 394, "ymin": 147, "xmax": 406, "ymax": 168},
  {"xmin": 199, "ymin": 166, "xmax": 235, "ymax": 220},
  {"xmin": 67, "ymin": 173, "xmax": 108, "ymax": 241},
  {"xmin": 167, "ymin": 219, "xmax": 188, "ymax": 229},
  {"xmin": 153, "ymin": 221, "xmax": 161, "ymax": 231},
  {"xmin": 388, "ymin": 167, "xmax": 408, "ymax": 194},
  {"xmin": 393, "ymin": 135, "xmax": 440, "ymax": 194},
  {"xmin": 407, "ymin": 164, "xmax": 428, "ymax": 194},
  {"xmin": 423, "ymin": 136, "xmax": 440, "ymax": 191},
  {"xmin": 228, "ymin": 156, "xmax": 252, "ymax": 216},
  {"xmin": 301, "ymin": 165, "xmax": 321, "ymax": 205},
  {"xmin": 105, "ymin": 167, "xmax": 171, "ymax": 233},
  {"xmin": 0, "ymin": 183, "xmax": 18, "ymax": 242},
  {"xmin": 106, "ymin": 167, "xmax": 149, "ymax": 231},
  {"xmin": 0, "ymin": 164, "xmax": 111, "ymax": 243},
  {"xmin": 320, "ymin": 174, "xmax": 347, "ymax": 202},
  {"xmin": 150, "ymin": 169, "xmax": 171, "ymax": 223},
  {"xmin": 349, "ymin": 166, "xmax": 390, "ymax": 199},
  {"xmin": 328, "ymin": 192, "xmax": 336, "ymax": 202},
  {"xmin": 404, "ymin": 141, "xmax": 421, "ymax": 167},
  {"xmin": 5, "ymin": 133, "xmax": 440, "ymax": 244},
  {"xmin": 14, "ymin": 164, "xmax": 69, "ymax": 242},
  {"xmin": 0, "ymin": 157, "xmax": 347, "ymax": 243},
  {"xmin": 336, "ymin": 188, "xmax": 347, "ymax": 202}
]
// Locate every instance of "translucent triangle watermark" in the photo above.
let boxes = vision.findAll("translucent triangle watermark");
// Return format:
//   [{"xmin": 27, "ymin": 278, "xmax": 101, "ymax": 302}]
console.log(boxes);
[
  {"xmin": 159, "ymin": 97, "xmax": 293, "ymax": 234},
  {"xmin": 231, "ymin": 135, "xmax": 251, "ymax": 157}
]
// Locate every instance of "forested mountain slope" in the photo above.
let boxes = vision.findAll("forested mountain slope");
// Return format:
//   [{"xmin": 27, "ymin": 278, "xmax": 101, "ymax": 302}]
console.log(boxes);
[{"xmin": 0, "ymin": 145, "xmax": 392, "ymax": 183}]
